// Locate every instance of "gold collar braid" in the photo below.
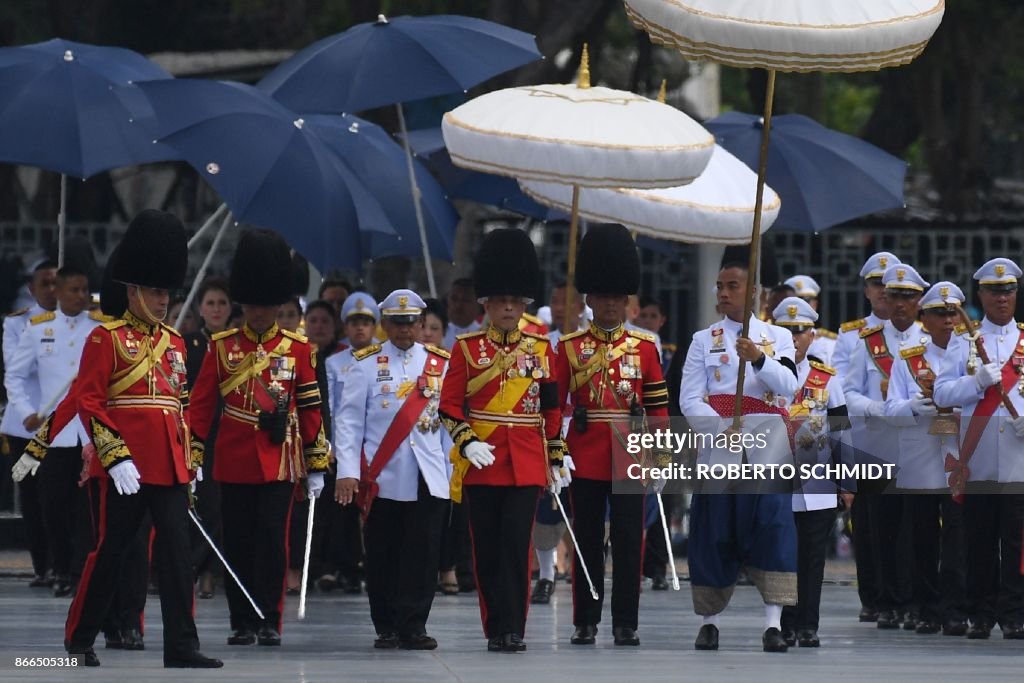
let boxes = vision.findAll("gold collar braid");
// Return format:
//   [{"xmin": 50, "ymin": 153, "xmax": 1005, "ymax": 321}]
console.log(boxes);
[
  {"xmin": 589, "ymin": 322, "xmax": 625, "ymax": 343},
  {"xmin": 486, "ymin": 324, "xmax": 521, "ymax": 346},
  {"xmin": 243, "ymin": 322, "xmax": 280, "ymax": 344}
]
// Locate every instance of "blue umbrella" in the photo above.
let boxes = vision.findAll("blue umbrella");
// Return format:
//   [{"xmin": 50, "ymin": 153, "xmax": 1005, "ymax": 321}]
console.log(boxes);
[
  {"xmin": 302, "ymin": 114, "xmax": 458, "ymax": 261},
  {"xmin": 258, "ymin": 13, "xmax": 542, "ymax": 296},
  {"xmin": 404, "ymin": 128, "xmax": 566, "ymax": 222},
  {"xmin": 134, "ymin": 78, "xmax": 396, "ymax": 272},
  {"xmin": 0, "ymin": 38, "xmax": 180, "ymax": 264},
  {"xmin": 706, "ymin": 112, "xmax": 907, "ymax": 233},
  {"xmin": 258, "ymin": 14, "xmax": 541, "ymax": 113}
]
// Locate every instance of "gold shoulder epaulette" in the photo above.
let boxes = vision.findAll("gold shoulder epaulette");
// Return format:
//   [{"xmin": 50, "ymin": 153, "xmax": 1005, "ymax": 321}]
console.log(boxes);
[
  {"xmin": 160, "ymin": 322, "xmax": 182, "ymax": 337},
  {"xmin": 5, "ymin": 307, "xmax": 29, "ymax": 318},
  {"xmin": 29, "ymin": 311, "xmax": 55, "ymax": 325},
  {"xmin": 627, "ymin": 329, "xmax": 657, "ymax": 343},
  {"xmin": 522, "ymin": 330, "xmax": 548, "ymax": 341},
  {"xmin": 840, "ymin": 318, "xmax": 867, "ymax": 333},
  {"xmin": 559, "ymin": 328, "xmax": 587, "ymax": 343},
  {"xmin": 815, "ymin": 328, "xmax": 838, "ymax": 340},
  {"xmin": 353, "ymin": 343, "xmax": 381, "ymax": 361},
  {"xmin": 859, "ymin": 324, "xmax": 884, "ymax": 338},
  {"xmin": 102, "ymin": 319, "xmax": 127, "ymax": 331},
  {"xmin": 211, "ymin": 328, "xmax": 238, "ymax": 341},
  {"xmin": 425, "ymin": 344, "xmax": 450, "ymax": 359},
  {"xmin": 900, "ymin": 346, "xmax": 927, "ymax": 359},
  {"xmin": 456, "ymin": 330, "xmax": 485, "ymax": 341},
  {"xmin": 808, "ymin": 359, "xmax": 837, "ymax": 375},
  {"xmin": 88, "ymin": 310, "xmax": 113, "ymax": 323},
  {"xmin": 281, "ymin": 329, "xmax": 308, "ymax": 343},
  {"xmin": 1018, "ymin": 322, "xmax": 1024, "ymax": 330},
  {"xmin": 520, "ymin": 312, "xmax": 544, "ymax": 326}
]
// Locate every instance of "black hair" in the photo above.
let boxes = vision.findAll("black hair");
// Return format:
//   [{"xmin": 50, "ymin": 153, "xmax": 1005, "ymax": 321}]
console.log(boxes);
[
  {"xmin": 318, "ymin": 279, "xmax": 352, "ymax": 298},
  {"xmin": 304, "ymin": 299, "xmax": 336, "ymax": 320},
  {"xmin": 33, "ymin": 259, "xmax": 58, "ymax": 273},
  {"xmin": 56, "ymin": 265, "xmax": 88, "ymax": 282},
  {"xmin": 422, "ymin": 298, "xmax": 448, "ymax": 333},
  {"xmin": 197, "ymin": 276, "xmax": 230, "ymax": 303}
]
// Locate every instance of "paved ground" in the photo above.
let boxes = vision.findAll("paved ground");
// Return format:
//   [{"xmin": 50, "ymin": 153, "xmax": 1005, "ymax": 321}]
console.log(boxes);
[{"xmin": 0, "ymin": 559, "xmax": 1022, "ymax": 682}]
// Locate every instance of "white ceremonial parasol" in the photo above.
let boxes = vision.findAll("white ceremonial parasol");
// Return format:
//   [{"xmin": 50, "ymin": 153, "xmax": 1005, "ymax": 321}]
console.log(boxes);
[
  {"xmin": 442, "ymin": 46, "xmax": 714, "ymax": 330},
  {"xmin": 519, "ymin": 144, "xmax": 780, "ymax": 245},
  {"xmin": 624, "ymin": 0, "xmax": 944, "ymax": 420}
]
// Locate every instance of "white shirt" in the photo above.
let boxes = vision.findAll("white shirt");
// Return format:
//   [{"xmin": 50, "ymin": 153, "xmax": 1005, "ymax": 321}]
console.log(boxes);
[
  {"xmin": 7, "ymin": 308, "xmax": 99, "ymax": 446},
  {"xmin": 680, "ymin": 316, "xmax": 798, "ymax": 469},
  {"xmin": 442, "ymin": 320, "xmax": 482, "ymax": 351},
  {"xmin": 2, "ymin": 303, "xmax": 45, "ymax": 438},
  {"xmin": 808, "ymin": 333, "xmax": 837, "ymax": 366},
  {"xmin": 934, "ymin": 318, "xmax": 1024, "ymax": 483},
  {"xmin": 885, "ymin": 338, "xmax": 953, "ymax": 490},
  {"xmin": 334, "ymin": 341, "xmax": 450, "ymax": 502},
  {"xmin": 326, "ymin": 347, "xmax": 356, "ymax": 428}
]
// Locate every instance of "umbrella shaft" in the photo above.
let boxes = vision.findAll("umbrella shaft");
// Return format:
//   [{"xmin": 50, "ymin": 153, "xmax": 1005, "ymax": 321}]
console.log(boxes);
[
  {"xmin": 564, "ymin": 185, "xmax": 582, "ymax": 334},
  {"xmin": 734, "ymin": 69, "xmax": 776, "ymax": 428}
]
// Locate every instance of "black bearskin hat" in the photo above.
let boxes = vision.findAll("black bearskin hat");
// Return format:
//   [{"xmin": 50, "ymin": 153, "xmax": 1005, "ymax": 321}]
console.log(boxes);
[
  {"xmin": 575, "ymin": 224, "xmax": 640, "ymax": 295},
  {"xmin": 473, "ymin": 228, "xmax": 539, "ymax": 301},
  {"xmin": 99, "ymin": 246, "xmax": 128, "ymax": 317},
  {"xmin": 230, "ymin": 229, "xmax": 293, "ymax": 306},
  {"xmin": 111, "ymin": 209, "xmax": 188, "ymax": 289}
]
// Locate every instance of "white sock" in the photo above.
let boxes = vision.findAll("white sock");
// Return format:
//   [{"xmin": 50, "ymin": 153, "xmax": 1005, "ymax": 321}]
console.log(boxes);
[
  {"xmin": 764, "ymin": 604, "xmax": 782, "ymax": 631},
  {"xmin": 537, "ymin": 548, "xmax": 556, "ymax": 582},
  {"xmin": 702, "ymin": 614, "xmax": 720, "ymax": 627}
]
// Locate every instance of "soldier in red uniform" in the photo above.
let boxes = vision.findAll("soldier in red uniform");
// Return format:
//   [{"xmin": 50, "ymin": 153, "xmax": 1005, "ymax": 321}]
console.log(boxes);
[
  {"xmin": 439, "ymin": 228, "xmax": 567, "ymax": 653},
  {"xmin": 49, "ymin": 210, "xmax": 222, "ymax": 668},
  {"xmin": 555, "ymin": 224, "xmax": 669, "ymax": 647},
  {"xmin": 189, "ymin": 230, "xmax": 328, "ymax": 648}
]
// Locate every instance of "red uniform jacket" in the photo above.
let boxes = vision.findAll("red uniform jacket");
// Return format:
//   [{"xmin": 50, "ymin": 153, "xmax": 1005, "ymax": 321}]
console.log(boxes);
[
  {"xmin": 439, "ymin": 325, "xmax": 564, "ymax": 489},
  {"xmin": 189, "ymin": 323, "xmax": 328, "ymax": 485},
  {"xmin": 25, "ymin": 377, "xmax": 109, "ymax": 480},
  {"xmin": 557, "ymin": 324, "xmax": 669, "ymax": 481},
  {"xmin": 63, "ymin": 311, "xmax": 197, "ymax": 486}
]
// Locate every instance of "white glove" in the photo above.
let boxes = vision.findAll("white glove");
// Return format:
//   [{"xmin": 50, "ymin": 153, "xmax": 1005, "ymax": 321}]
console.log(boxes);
[
  {"xmin": 563, "ymin": 454, "xmax": 576, "ymax": 473},
  {"xmin": 195, "ymin": 467, "xmax": 204, "ymax": 483},
  {"xmin": 11, "ymin": 454, "xmax": 41, "ymax": 483},
  {"xmin": 651, "ymin": 476, "xmax": 668, "ymax": 495},
  {"xmin": 976, "ymin": 362, "xmax": 1002, "ymax": 391},
  {"xmin": 463, "ymin": 441, "xmax": 496, "ymax": 469},
  {"xmin": 307, "ymin": 472, "xmax": 325, "ymax": 498},
  {"xmin": 109, "ymin": 460, "xmax": 141, "ymax": 495},
  {"xmin": 549, "ymin": 462, "xmax": 572, "ymax": 496},
  {"xmin": 1008, "ymin": 416, "xmax": 1024, "ymax": 438},
  {"xmin": 865, "ymin": 400, "xmax": 886, "ymax": 419},
  {"xmin": 910, "ymin": 392, "xmax": 938, "ymax": 417}
]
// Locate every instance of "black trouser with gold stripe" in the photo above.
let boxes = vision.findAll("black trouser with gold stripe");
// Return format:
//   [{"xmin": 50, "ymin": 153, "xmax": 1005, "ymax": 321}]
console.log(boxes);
[
  {"xmin": 364, "ymin": 476, "xmax": 446, "ymax": 638},
  {"xmin": 220, "ymin": 481, "xmax": 295, "ymax": 633},
  {"xmin": 570, "ymin": 477, "xmax": 645, "ymax": 629},
  {"xmin": 464, "ymin": 485, "xmax": 541, "ymax": 638},
  {"xmin": 65, "ymin": 481, "xmax": 199, "ymax": 659}
]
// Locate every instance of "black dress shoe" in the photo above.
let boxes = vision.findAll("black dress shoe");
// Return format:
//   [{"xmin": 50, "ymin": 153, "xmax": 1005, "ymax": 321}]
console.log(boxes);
[
  {"xmin": 651, "ymin": 576, "xmax": 669, "ymax": 591},
  {"xmin": 571, "ymin": 624, "xmax": 598, "ymax": 645},
  {"xmin": 53, "ymin": 576, "xmax": 73, "ymax": 598},
  {"xmin": 694, "ymin": 624, "xmax": 719, "ymax": 651},
  {"xmin": 781, "ymin": 629, "xmax": 796, "ymax": 647},
  {"xmin": 1001, "ymin": 622, "xmax": 1024, "ymax": 640},
  {"xmin": 797, "ymin": 629, "xmax": 820, "ymax": 647},
  {"xmin": 487, "ymin": 636, "xmax": 504, "ymax": 652},
  {"xmin": 29, "ymin": 572, "xmax": 54, "ymax": 588},
  {"xmin": 164, "ymin": 651, "xmax": 224, "ymax": 668},
  {"xmin": 530, "ymin": 578, "xmax": 554, "ymax": 605},
  {"xmin": 966, "ymin": 621, "xmax": 992, "ymax": 639},
  {"xmin": 374, "ymin": 632, "xmax": 399, "ymax": 649},
  {"xmin": 400, "ymin": 634, "xmax": 438, "ymax": 650},
  {"xmin": 762, "ymin": 627, "xmax": 789, "ymax": 653},
  {"xmin": 104, "ymin": 631, "xmax": 124, "ymax": 650},
  {"xmin": 858, "ymin": 607, "xmax": 879, "ymax": 623},
  {"xmin": 227, "ymin": 629, "xmax": 256, "ymax": 645},
  {"xmin": 120, "ymin": 628, "xmax": 145, "ymax": 650},
  {"xmin": 942, "ymin": 619, "xmax": 968, "ymax": 636},
  {"xmin": 257, "ymin": 626, "xmax": 282, "ymax": 646},
  {"xmin": 502, "ymin": 633, "xmax": 527, "ymax": 652},
  {"xmin": 613, "ymin": 626, "xmax": 640, "ymax": 646},
  {"xmin": 342, "ymin": 576, "xmax": 363, "ymax": 594},
  {"xmin": 68, "ymin": 648, "xmax": 100, "ymax": 667},
  {"xmin": 876, "ymin": 610, "xmax": 900, "ymax": 629},
  {"xmin": 916, "ymin": 620, "xmax": 941, "ymax": 635},
  {"xmin": 903, "ymin": 612, "xmax": 919, "ymax": 631}
]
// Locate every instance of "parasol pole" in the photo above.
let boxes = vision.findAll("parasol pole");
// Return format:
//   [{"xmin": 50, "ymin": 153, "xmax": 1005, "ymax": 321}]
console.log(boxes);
[
  {"xmin": 187, "ymin": 203, "xmax": 229, "ymax": 249},
  {"xmin": 57, "ymin": 174, "xmax": 67, "ymax": 268},
  {"xmin": 563, "ymin": 184, "xmax": 582, "ymax": 334},
  {"xmin": 175, "ymin": 213, "xmax": 232, "ymax": 330},
  {"xmin": 732, "ymin": 69, "xmax": 777, "ymax": 428},
  {"xmin": 396, "ymin": 102, "xmax": 438, "ymax": 298}
]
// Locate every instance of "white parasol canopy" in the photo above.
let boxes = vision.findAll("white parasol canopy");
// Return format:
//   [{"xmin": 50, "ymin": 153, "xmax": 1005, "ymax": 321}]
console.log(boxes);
[
  {"xmin": 624, "ymin": 0, "xmax": 946, "ymax": 72},
  {"xmin": 519, "ymin": 145, "xmax": 780, "ymax": 244}
]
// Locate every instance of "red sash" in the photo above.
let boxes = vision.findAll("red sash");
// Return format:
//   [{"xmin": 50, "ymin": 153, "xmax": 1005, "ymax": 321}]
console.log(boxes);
[
  {"xmin": 356, "ymin": 353, "xmax": 447, "ymax": 517},
  {"xmin": 706, "ymin": 394, "xmax": 796, "ymax": 450},
  {"xmin": 863, "ymin": 329, "xmax": 893, "ymax": 397},
  {"xmin": 956, "ymin": 330, "xmax": 1024, "ymax": 492}
]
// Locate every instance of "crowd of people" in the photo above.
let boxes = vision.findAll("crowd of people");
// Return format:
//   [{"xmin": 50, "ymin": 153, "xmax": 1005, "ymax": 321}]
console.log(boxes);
[{"xmin": 1, "ymin": 208, "xmax": 1023, "ymax": 667}]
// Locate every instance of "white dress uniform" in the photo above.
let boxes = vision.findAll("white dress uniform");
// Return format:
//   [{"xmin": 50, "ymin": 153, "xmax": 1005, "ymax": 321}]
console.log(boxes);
[
  {"xmin": 680, "ymin": 315, "xmax": 798, "ymax": 471},
  {"xmin": 934, "ymin": 259, "xmax": 1024, "ymax": 485},
  {"xmin": 831, "ymin": 252, "xmax": 902, "ymax": 378},
  {"xmin": 326, "ymin": 292, "xmax": 380, "ymax": 424},
  {"xmin": 6, "ymin": 308, "xmax": 101, "ymax": 446},
  {"xmin": 1, "ymin": 303, "xmax": 46, "ymax": 439},
  {"xmin": 784, "ymin": 275, "xmax": 836, "ymax": 366}
]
